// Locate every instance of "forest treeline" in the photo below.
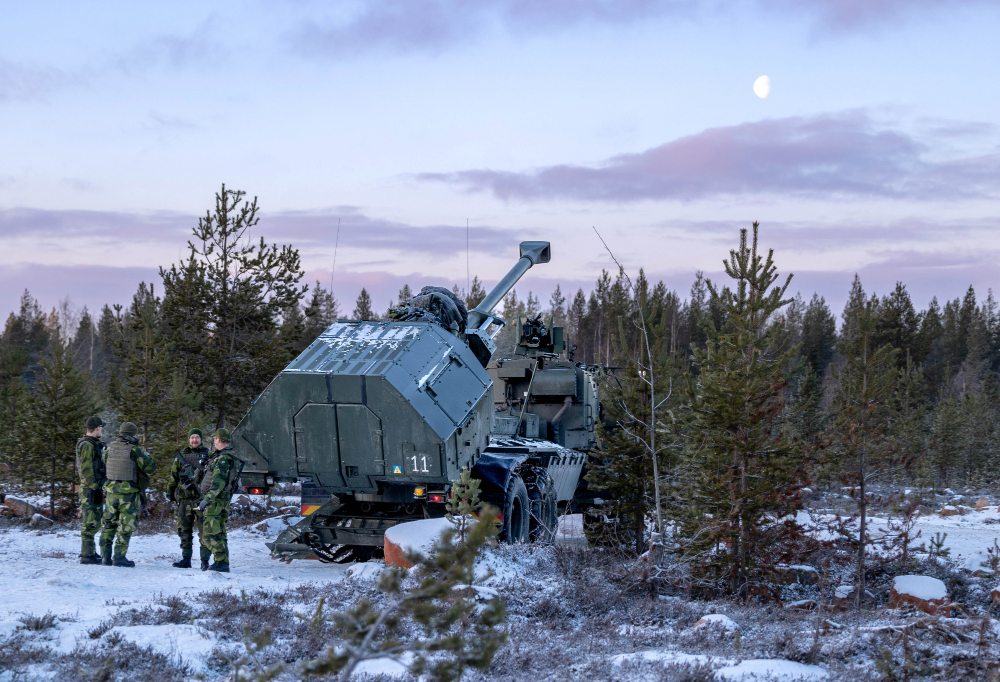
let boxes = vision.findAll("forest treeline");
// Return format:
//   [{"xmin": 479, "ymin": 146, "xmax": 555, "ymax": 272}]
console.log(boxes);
[{"xmin": 1, "ymin": 187, "xmax": 997, "ymax": 534}]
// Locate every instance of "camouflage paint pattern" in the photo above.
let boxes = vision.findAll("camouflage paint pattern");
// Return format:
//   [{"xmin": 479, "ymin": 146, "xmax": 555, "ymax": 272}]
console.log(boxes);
[
  {"xmin": 176, "ymin": 498, "xmax": 209, "ymax": 561},
  {"xmin": 100, "ymin": 485, "xmax": 139, "ymax": 559}
]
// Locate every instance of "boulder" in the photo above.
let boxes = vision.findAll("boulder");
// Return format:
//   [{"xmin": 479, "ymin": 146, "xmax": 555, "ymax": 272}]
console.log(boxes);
[
  {"xmin": 383, "ymin": 517, "xmax": 454, "ymax": 569},
  {"xmin": 832, "ymin": 585, "xmax": 855, "ymax": 610},
  {"xmin": 975, "ymin": 498, "xmax": 990, "ymax": 511},
  {"xmin": 29, "ymin": 513, "xmax": 53, "ymax": 528},
  {"xmin": 693, "ymin": 614, "xmax": 739, "ymax": 633},
  {"xmin": 940, "ymin": 506, "xmax": 960, "ymax": 517},
  {"xmin": 4, "ymin": 497, "xmax": 36, "ymax": 518},
  {"xmin": 777, "ymin": 565, "xmax": 820, "ymax": 585},
  {"xmin": 991, "ymin": 587, "xmax": 1000, "ymax": 604},
  {"xmin": 784, "ymin": 599, "xmax": 818, "ymax": 611},
  {"xmin": 889, "ymin": 575, "xmax": 950, "ymax": 615}
]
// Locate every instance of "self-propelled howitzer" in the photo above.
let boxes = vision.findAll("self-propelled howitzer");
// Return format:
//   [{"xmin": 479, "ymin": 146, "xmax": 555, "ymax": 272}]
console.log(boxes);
[{"xmin": 233, "ymin": 241, "xmax": 599, "ymax": 562}]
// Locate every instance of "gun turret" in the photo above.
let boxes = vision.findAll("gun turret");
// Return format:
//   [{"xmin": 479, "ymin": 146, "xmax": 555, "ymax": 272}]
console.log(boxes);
[{"xmin": 465, "ymin": 241, "xmax": 550, "ymax": 366}]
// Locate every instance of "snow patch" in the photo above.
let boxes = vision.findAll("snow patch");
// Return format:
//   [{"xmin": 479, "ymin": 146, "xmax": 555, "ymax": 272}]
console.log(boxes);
[
  {"xmin": 610, "ymin": 650, "xmax": 722, "ymax": 667},
  {"xmin": 717, "ymin": 659, "xmax": 828, "ymax": 681},
  {"xmin": 345, "ymin": 563, "xmax": 383, "ymax": 581},
  {"xmin": 104, "ymin": 624, "xmax": 215, "ymax": 668}
]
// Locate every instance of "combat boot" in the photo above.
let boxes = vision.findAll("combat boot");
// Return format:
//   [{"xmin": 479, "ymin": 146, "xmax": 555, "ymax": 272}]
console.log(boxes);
[
  {"xmin": 208, "ymin": 561, "xmax": 230, "ymax": 573},
  {"xmin": 101, "ymin": 554, "xmax": 113, "ymax": 566},
  {"xmin": 172, "ymin": 557, "xmax": 192, "ymax": 569},
  {"xmin": 112, "ymin": 557, "xmax": 135, "ymax": 568},
  {"xmin": 80, "ymin": 554, "xmax": 102, "ymax": 565}
]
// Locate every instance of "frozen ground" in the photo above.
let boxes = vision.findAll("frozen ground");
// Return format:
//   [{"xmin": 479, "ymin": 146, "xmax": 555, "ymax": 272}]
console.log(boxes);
[{"xmin": 1, "ymin": 509, "xmax": 1000, "ymax": 681}]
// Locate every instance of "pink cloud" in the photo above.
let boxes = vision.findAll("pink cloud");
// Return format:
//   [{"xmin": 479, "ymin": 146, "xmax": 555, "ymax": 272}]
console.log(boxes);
[{"xmin": 420, "ymin": 112, "xmax": 1000, "ymax": 202}]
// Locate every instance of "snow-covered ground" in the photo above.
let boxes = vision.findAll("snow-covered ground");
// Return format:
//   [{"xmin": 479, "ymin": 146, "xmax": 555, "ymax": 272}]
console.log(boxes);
[{"xmin": 2, "ymin": 508, "xmax": 1000, "ymax": 681}]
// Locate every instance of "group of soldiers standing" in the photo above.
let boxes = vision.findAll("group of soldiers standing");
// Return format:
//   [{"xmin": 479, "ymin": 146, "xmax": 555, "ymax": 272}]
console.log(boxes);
[{"xmin": 75, "ymin": 416, "xmax": 240, "ymax": 572}]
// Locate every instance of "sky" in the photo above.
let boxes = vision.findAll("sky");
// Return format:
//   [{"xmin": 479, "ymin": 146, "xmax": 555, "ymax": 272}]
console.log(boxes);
[{"xmin": 1, "ymin": 0, "xmax": 999, "ymax": 324}]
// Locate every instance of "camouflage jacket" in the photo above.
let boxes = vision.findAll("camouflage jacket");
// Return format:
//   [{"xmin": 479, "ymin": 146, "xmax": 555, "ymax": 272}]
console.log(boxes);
[
  {"xmin": 76, "ymin": 436, "xmax": 106, "ymax": 491},
  {"xmin": 201, "ymin": 447, "xmax": 237, "ymax": 506},
  {"xmin": 103, "ymin": 445, "xmax": 157, "ymax": 495},
  {"xmin": 167, "ymin": 446, "xmax": 209, "ymax": 500}
]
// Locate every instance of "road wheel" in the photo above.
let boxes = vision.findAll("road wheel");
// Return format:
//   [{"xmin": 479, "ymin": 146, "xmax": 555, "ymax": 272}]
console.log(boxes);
[
  {"xmin": 529, "ymin": 478, "xmax": 558, "ymax": 544},
  {"xmin": 501, "ymin": 474, "xmax": 530, "ymax": 544}
]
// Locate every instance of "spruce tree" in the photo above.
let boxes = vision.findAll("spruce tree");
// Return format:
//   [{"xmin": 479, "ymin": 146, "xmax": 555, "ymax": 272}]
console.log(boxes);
[
  {"xmin": 464, "ymin": 278, "xmax": 485, "ymax": 310},
  {"xmin": 109, "ymin": 283, "xmax": 175, "ymax": 480},
  {"xmin": 352, "ymin": 288, "xmax": 374, "ymax": 321},
  {"xmin": 301, "ymin": 281, "xmax": 340, "ymax": 345},
  {"xmin": 831, "ymin": 304, "xmax": 897, "ymax": 608},
  {"xmin": 680, "ymin": 223, "xmax": 805, "ymax": 597},
  {"xmin": 549, "ymin": 284, "xmax": 566, "ymax": 328},
  {"xmin": 160, "ymin": 184, "xmax": 306, "ymax": 429},
  {"xmin": 24, "ymin": 333, "xmax": 97, "ymax": 517}
]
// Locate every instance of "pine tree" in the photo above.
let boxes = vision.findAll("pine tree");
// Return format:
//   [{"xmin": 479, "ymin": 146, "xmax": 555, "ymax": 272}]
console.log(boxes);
[
  {"xmin": 549, "ymin": 284, "xmax": 566, "ymax": 329},
  {"xmin": 109, "ymin": 283, "xmax": 174, "ymax": 478},
  {"xmin": 160, "ymin": 184, "xmax": 306, "ymax": 429},
  {"xmin": 464, "ymin": 279, "xmax": 485, "ymax": 311},
  {"xmin": 24, "ymin": 333, "xmax": 97, "ymax": 517},
  {"xmin": 874, "ymin": 282, "xmax": 921, "ymax": 368},
  {"xmin": 567, "ymin": 289, "xmax": 587, "ymax": 355},
  {"xmin": 353, "ymin": 288, "xmax": 374, "ymax": 321},
  {"xmin": 801, "ymin": 293, "xmax": 836, "ymax": 377},
  {"xmin": 301, "ymin": 281, "xmax": 340, "ymax": 347},
  {"xmin": 832, "ymin": 304, "xmax": 898, "ymax": 608},
  {"xmin": 841, "ymin": 275, "xmax": 869, "ymax": 346},
  {"xmin": 680, "ymin": 223, "xmax": 805, "ymax": 597},
  {"xmin": 397, "ymin": 284, "xmax": 414, "ymax": 306}
]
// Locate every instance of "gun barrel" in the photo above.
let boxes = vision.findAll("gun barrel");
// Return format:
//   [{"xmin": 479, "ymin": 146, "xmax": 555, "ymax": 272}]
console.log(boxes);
[{"xmin": 468, "ymin": 241, "xmax": 550, "ymax": 329}]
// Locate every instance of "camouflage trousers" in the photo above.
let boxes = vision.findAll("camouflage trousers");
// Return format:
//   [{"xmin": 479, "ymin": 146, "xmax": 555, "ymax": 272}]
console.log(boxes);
[
  {"xmin": 175, "ymin": 499, "xmax": 209, "ymax": 561},
  {"xmin": 100, "ymin": 491, "xmax": 139, "ymax": 559},
  {"xmin": 78, "ymin": 489, "xmax": 104, "ymax": 557},
  {"xmin": 202, "ymin": 499, "xmax": 230, "ymax": 564}
]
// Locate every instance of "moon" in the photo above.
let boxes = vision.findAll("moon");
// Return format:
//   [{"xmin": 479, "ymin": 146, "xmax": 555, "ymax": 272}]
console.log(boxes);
[{"xmin": 753, "ymin": 75, "xmax": 770, "ymax": 98}]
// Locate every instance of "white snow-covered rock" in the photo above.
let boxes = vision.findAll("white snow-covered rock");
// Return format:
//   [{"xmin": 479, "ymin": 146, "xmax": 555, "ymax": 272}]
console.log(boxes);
[
  {"xmin": 345, "ymin": 563, "xmax": 383, "ymax": 581},
  {"xmin": 354, "ymin": 652, "xmax": 414, "ymax": 678},
  {"xmin": 716, "ymin": 659, "xmax": 828, "ymax": 681},
  {"xmin": 384, "ymin": 517, "xmax": 454, "ymax": 566},
  {"xmin": 693, "ymin": 614, "xmax": 739, "ymax": 632},
  {"xmin": 0, "ymin": 621, "xmax": 21, "ymax": 640},
  {"xmin": 962, "ymin": 552, "xmax": 994, "ymax": 575},
  {"xmin": 890, "ymin": 575, "xmax": 950, "ymax": 614},
  {"xmin": 892, "ymin": 575, "xmax": 947, "ymax": 601}
]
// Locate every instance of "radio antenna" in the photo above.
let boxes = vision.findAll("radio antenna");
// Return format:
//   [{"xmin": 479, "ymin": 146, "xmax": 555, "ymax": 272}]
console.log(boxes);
[
  {"xmin": 330, "ymin": 218, "xmax": 340, "ymax": 292},
  {"xmin": 466, "ymin": 218, "xmax": 470, "ymax": 296}
]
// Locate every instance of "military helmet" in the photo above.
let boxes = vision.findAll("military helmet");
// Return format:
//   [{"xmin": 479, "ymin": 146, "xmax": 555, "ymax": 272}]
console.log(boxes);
[
  {"xmin": 119, "ymin": 422, "xmax": 138, "ymax": 437},
  {"xmin": 213, "ymin": 428, "xmax": 231, "ymax": 442}
]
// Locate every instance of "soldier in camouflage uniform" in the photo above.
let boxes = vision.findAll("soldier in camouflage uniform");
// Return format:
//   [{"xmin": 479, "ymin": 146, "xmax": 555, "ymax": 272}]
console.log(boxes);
[
  {"xmin": 99, "ymin": 422, "xmax": 157, "ymax": 567},
  {"xmin": 167, "ymin": 427, "xmax": 210, "ymax": 569},
  {"xmin": 198, "ymin": 428, "xmax": 241, "ymax": 573},
  {"xmin": 76, "ymin": 416, "xmax": 106, "ymax": 564}
]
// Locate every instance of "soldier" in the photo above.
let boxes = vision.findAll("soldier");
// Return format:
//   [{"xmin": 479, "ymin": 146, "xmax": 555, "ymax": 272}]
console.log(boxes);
[
  {"xmin": 198, "ymin": 428, "xmax": 241, "ymax": 573},
  {"xmin": 168, "ymin": 428, "xmax": 210, "ymax": 569},
  {"xmin": 76, "ymin": 416, "xmax": 106, "ymax": 564},
  {"xmin": 99, "ymin": 422, "xmax": 157, "ymax": 567}
]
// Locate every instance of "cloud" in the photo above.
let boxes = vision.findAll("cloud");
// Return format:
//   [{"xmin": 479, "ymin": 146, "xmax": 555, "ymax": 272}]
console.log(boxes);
[
  {"xmin": 764, "ymin": 0, "xmax": 1000, "ymax": 33},
  {"xmin": 0, "ymin": 206, "xmax": 512, "ymax": 259},
  {"xmin": 288, "ymin": 0, "xmax": 998, "ymax": 56},
  {"xmin": 291, "ymin": 0, "xmax": 696, "ymax": 57},
  {"xmin": 0, "ymin": 59, "xmax": 75, "ymax": 102},
  {"xmin": 420, "ymin": 112, "xmax": 1000, "ymax": 202}
]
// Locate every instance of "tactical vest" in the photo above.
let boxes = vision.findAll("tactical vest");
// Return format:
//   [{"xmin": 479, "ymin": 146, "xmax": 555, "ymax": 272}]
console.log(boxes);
[
  {"xmin": 199, "ymin": 450, "xmax": 243, "ymax": 496},
  {"xmin": 105, "ymin": 439, "xmax": 137, "ymax": 483},
  {"xmin": 177, "ymin": 448, "xmax": 206, "ymax": 492}
]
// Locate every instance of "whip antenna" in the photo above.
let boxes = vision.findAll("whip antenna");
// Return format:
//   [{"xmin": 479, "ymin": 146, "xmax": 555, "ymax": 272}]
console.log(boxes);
[{"xmin": 330, "ymin": 218, "xmax": 340, "ymax": 292}]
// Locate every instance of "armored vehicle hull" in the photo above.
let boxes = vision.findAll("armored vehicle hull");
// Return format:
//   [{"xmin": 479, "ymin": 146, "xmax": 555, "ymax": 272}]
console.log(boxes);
[{"xmin": 232, "ymin": 241, "xmax": 603, "ymax": 562}]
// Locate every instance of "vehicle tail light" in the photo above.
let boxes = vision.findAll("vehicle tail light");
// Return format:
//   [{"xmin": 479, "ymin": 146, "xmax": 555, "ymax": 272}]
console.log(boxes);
[
  {"xmin": 247, "ymin": 487, "xmax": 264, "ymax": 495},
  {"xmin": 430, "ymin": 494, "xmax": 445, "ymax": 503}
]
